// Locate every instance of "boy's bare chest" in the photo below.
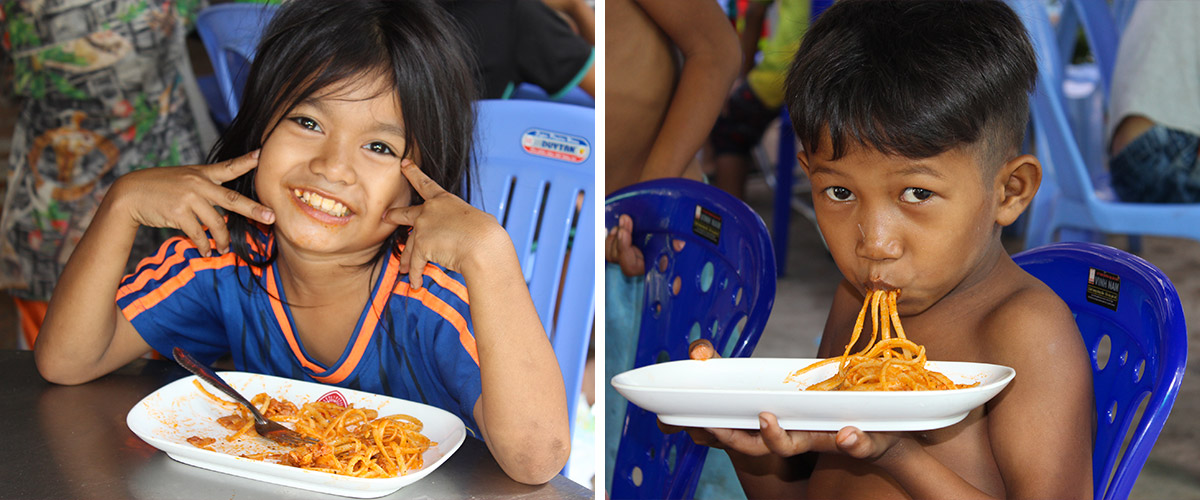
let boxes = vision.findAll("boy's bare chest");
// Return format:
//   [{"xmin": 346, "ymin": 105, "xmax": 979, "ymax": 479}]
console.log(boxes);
[{"xmin": 809, "ymin": 407, "xmax": 1005, "ymax": 498}]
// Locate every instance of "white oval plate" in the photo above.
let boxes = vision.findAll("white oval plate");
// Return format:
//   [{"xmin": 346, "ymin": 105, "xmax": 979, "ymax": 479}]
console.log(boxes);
[
  {"xmin": 127, "ymin": 372, "xmax": 466, "ymax": 498},
  {"xmin": 611, "ymin": 358, "xmax": 1015, "ymax": 431}
]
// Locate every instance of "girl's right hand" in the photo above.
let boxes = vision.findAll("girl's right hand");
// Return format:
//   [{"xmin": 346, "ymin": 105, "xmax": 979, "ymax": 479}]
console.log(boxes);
[{"xmin": 109, "ymin": 150, "xmax": 275, "ymax": 255}]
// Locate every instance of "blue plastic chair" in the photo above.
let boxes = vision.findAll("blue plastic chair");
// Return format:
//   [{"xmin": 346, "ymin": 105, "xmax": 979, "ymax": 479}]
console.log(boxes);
[
  {"xmin": 772, "ymin": 107, "xmax": 798, "ymax": 276},
  {"xmin": 1012, "ymin": 242, "xmax": 1187, "ymax": 500},
  {"xmin": 1008, "ymin": 0, "xmax": 1200, "ymax": 249},
  {"xmin": 511, "ymin": 82, "xmax": 595, "ymax": 108},
  {"xmin": 1052, "ymin": 0, "xmax": 1125, "ymax": 186},
  {"xmin": 606, "ymin": 178, "xmax": 776, "ymax": 499},
  {"xmin": 195, "ymin": 3, "xmax": 278, "ymax": 128},
  {"xmin": 1111, "ymin": 0, "xmax": 1139, "ymax": 37},
  {"xmin": 471, "ymin": 100, "xmax": 596, "ymax": 463},
  {"xmin": 1053, "ymin": 0, "xmax": 1120, "ymax": 100}
]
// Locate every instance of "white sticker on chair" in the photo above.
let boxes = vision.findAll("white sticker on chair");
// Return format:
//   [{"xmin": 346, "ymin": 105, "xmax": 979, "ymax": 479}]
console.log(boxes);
[{"xmin": 521, "ymin": 128, "xmax": 590, "ymax": 163}]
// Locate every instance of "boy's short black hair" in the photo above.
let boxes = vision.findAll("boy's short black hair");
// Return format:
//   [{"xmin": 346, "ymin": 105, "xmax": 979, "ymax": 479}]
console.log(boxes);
[
  {"xmin": 211, "ymin": 0, "xmax": 479, "ymax": 269},
  {"xmin": 785, "ymin": 0, "xmax": 1036, "ymax": 171}
]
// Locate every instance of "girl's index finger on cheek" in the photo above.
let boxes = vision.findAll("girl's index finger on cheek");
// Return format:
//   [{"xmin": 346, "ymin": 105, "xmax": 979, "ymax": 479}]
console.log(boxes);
[
  {"xmin": 211, "ymin": 184, "xmax": 274, "ymax": 225},
  {"xmin": 400, "ymin": 160, "xmax": 445, "ymax": 198},
  {"xmin": 383, "ymin": 205, "xmax": 418, "ymax": 226},
  {"xmin": 210, "ymin": 149, "xmax": 261, "ymax": 183}
]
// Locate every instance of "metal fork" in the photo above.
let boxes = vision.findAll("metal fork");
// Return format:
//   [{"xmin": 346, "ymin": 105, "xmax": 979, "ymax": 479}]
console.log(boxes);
[{"xmin": 172, "ymin": 347, "xmax": 319, "ymax": 448}]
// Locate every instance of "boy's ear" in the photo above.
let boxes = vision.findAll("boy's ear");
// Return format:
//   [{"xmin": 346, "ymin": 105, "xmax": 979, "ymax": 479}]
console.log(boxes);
[
  {"xmin": 796, "ymin": 151, "xmax": 812, "ymax": 176},
  {"xmin": 995, "ymin": 154, "xmax": 1042, "ymax": 227}
]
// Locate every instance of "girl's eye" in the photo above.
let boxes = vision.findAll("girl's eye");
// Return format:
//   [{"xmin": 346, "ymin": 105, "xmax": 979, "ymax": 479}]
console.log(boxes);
[
  {"xmin": 901, "ymin": 187, "xmax": 934, "ymax": 203},
  {"xmin": 292, "ymin": 117, "xmax": 320, "ymax": 131},
  {"xmin": 823, "ymin": 186, "xmax": 856, "ymax": 202},
  {"xmin": 365, "ymin": 142, "xmax": 395, "ymax": 156}
]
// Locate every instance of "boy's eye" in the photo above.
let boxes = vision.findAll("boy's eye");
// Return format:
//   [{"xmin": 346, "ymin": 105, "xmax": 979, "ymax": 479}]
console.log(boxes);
[
  {"xmin": 900, "ymin": 187, "xmax": 934, "ymax": 203},
  {"xmin": 364, "ymin": 142, "xmax": 395, "ymax": 156},
  {"xmin": 292, "ymin": 117, "xmax": 320, "ymax": 131},
  {"xmin": 823, "ymin": 186, "xmax": 856, "ymax": 202}
]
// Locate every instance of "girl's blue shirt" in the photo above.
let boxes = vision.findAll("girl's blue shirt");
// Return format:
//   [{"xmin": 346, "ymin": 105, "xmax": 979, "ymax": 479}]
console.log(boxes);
[{"xmin": 116, "ymin": 226, "xmax": 483, "ymax": 436}]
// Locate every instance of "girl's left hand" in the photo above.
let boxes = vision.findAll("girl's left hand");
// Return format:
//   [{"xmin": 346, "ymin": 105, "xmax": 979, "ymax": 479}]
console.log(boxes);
[{"xmin": 383, "ymin": 160, "xmax": 507, "ymax": 288}]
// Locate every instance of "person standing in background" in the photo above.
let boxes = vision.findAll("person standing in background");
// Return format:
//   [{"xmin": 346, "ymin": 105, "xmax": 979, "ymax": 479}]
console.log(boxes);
[
  {"xmin": 709, "ymin": 0, "xmax": 809, "ymax": 201},
  {"xmin": 443, "ymin": 0, "xmax": 595, "ymax": 100},
  {"xmin": 0, "ymin": 0, "xmax": 217, "ymax": 349},
  {"xmin": 603, "ymin": 0, "xmax": 739, "ymax": 195}
]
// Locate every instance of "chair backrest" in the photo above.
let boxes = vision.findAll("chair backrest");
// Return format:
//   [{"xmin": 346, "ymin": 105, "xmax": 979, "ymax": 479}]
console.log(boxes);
[
  {"xmin": 1009, "ymin": 0, "xmax": 1101, "ymax": 205},
  {"xmin": 1052, "ymin": 0, "xmax": 1122, "ymax": 178},
  {"xmin": 1012, "ymin": 242, "xmax": 1187, "ymax": 500},
  {"xmin": 605, "ymin": 178, "xmax": 777, "ymax": 499},
  {"xmin": 195, "ymin": 3, "xmax": 278, "ymax": 125},
  {"xmin": 1053, "ymin": 0, "xmax": 1120, "ymax": 100},
  {"xmin": 471, "ymin": 99, "xmax": 596, "ymax": 445},
  {"xmin": 1111, "ymin": 0, "xmax": 1138, "ymax": 38}
]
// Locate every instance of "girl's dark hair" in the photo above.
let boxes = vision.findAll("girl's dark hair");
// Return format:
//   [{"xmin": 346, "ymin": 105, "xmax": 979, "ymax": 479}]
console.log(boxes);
[
  {"xmin": 784, "ymin": 0, "xmax": 1037, "ymax": 171},
  {"xmin": 210, "ymin": 0, "xmax": 478, "ymax": 268}
]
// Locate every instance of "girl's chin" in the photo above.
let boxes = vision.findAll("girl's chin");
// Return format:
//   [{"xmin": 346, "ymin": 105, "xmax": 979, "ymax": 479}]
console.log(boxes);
[
  {"xmin": 276, "ymin": 224, "xmax": 396, "ymax": 255},
  {"xmin": 274, "ymin": 223, "xmax": 348, "ymax": 249}
]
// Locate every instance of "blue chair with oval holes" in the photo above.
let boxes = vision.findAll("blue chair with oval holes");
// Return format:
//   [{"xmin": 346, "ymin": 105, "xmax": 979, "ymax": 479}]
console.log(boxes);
[
  {"xmin": 195, "ymin": 3, "xmax": 279, "ymax": 128},
  {"xmin": 1007, "ymin": 0, "xmax": 1200, "ymax": 250},
  {"xmin": 471, "ymin": 99, "xmax": 595, "ymax": 473},
  {"xmin": 605, "ymin": 178, "xmax": 776, "ymax": 499},
  {"xmin": 1012, "ymin": 242, "xmax": 1187, "ymax": 500}
]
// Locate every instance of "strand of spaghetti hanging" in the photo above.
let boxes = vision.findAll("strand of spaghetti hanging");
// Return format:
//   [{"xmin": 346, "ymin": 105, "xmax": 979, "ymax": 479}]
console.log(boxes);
[{"xmin": 785, "ymin": 289, "xmax": 979, "ymax": 391}]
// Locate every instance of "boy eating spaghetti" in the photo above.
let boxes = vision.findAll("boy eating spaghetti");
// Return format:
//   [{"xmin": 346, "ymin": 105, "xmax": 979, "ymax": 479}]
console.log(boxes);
[{"xmin": 670, "ymin": 1, "xmax": 1095, "ymax": 498}]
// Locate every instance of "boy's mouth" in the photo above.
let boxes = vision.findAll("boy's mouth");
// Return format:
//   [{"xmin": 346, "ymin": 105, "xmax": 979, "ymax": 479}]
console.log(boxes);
[
  {"xmin": 292, "ymin": 188, "xmax": 352, "ymax": 218},
  {"xmin": 865, "ymin": 279, "xmax": 898, "ymax": 292}
]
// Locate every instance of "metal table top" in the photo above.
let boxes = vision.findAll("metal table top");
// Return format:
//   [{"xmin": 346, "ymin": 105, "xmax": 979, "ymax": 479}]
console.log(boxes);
[{"xmin": 0, "ymin": 349, "xmax": 592, "ymax": 499}]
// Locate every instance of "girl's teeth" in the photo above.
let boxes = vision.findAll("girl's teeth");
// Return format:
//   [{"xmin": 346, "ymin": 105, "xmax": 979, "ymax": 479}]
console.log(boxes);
[{"xmin": 294, "ymin": 189, "xmax": 350, "ymax": 217}]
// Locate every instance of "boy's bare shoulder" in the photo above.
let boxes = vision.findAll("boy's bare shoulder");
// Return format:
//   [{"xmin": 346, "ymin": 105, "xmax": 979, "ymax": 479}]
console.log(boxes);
[
  {"xmin": 966, "ymin": 264, "xmax": 1095, "ymax": 499},
  {"xmin": 975, "ymin": 268, "xmax": 1086, "ymax": 369}
]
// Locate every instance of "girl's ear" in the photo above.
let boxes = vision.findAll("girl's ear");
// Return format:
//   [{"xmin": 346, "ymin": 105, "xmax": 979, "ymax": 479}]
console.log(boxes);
[{"xmin": 995, "ymin": 154, "xmax": 1042, "ymax": 227}]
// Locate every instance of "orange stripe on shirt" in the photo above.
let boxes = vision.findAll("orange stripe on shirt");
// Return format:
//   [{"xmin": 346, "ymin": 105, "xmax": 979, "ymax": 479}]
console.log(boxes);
[
  {"xmin": 121, "ymin": 235, "xmax": 193, "ymax": 301},
  {"xmin": 118, "ymin": 233, "xmax": 261, "ymax": 302},
  {"xmin": 422, "ymin": 264, "xmax": 470, "ymax": 305},
  {"xmin": 117, "ymin": 248, "xmax": 189, "ymax": 303},
  {"xmin": 313, "ymin": 259, "xmax": 402, "ymax": 384},
  {"xmin": 392, "ymin": 281, "xmax": 479, "ymax": 365},
  {"xmin": 266, "ymin": 269, "xmax": 326, "ymax": 374},
  {"xmin": 121, "ymin": 251, "xmax": 242, "ymax": 321},
  {"xmin": 396, "ymin": 242, "xmax": 469, "ymax": 304},
  {"xmin": 129, "ymin": 235, "xmax": 186, "ymax": 274}
]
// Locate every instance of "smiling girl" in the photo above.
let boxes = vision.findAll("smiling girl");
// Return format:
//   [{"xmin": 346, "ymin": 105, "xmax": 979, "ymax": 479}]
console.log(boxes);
[{"xmin": 33, "ymin": 0, "xmax": 569, "ymax": 484}]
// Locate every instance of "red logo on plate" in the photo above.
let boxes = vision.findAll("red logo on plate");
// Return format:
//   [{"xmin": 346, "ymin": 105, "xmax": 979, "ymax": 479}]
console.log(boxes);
[{"xmin": 317, "ymin": 390, "xmax": 348, "ymax": 407}]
